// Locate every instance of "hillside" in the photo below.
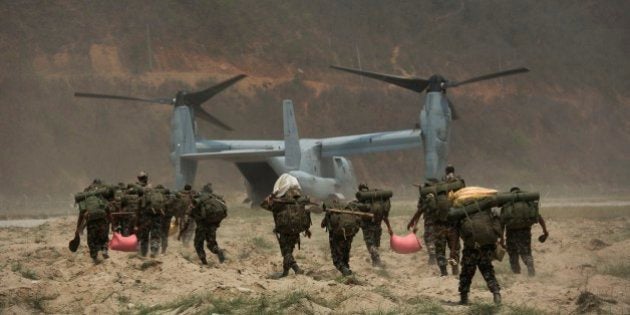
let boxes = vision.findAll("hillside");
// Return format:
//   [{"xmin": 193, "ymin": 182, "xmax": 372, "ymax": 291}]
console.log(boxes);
[{"xmin": 0, "ymin": 1, "xmax": 629, "ymax": 198}]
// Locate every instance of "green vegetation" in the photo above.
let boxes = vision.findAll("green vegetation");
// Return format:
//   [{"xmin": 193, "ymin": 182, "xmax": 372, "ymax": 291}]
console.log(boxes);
[
  {"xmin": 11, "ymin": 262, "xmax": 39, "ymax": 280},
  {"xmin": 505, "ymin": 304, "xmax": 550, "ymax": 315},
  {"xmin": 467, "ymin": 302, "xmax": 501, "ymax": 315},
  {"xmin": 405, "ymin": 298, "xmax": 446, "ymax": 314}
]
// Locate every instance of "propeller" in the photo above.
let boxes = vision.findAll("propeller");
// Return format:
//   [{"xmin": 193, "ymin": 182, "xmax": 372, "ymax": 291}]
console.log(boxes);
[
  {"xmin": 330, "ymin": 65, "xmax": 529, "ymax": 120},
  {"xmin": 74, "ymin": 74, "xmax": 247, "ymax": 131}
]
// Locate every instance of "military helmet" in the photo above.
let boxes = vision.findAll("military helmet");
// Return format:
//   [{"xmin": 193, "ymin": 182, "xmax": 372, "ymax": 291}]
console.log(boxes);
[
  {"xmin": 445, "ymin": 165, "xmax": 455, "ymax": 174},
  {"xmin": 156, "ymin": 184, "xmax": 165, "ymax": 189},
  {"xmin": 137, "ymin": 171, "xmax": 148, "ymax": 179},
  {"xmin": 202, "ymin": 183, "xmax": 213, "ymax": 193},
  {"xmin": 358, "ymin": 183, "xmax": 369, "ymax": 191},
  {"xmin": 92, "ymin": 178, "xmax": 102, "ymax": 185},
  {"xmin": 510, "ymin": 186, "xmax": 521, "ymax": 193},
  {"xmin": 184, "ymin": 184, "xmax": 192, "ymax": 191}
]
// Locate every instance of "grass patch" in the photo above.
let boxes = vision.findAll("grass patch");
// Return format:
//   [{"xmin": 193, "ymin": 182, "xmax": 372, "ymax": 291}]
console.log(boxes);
[
  {"xmin": 467, "ymin": 302, "xmax": 500, "ymax": 315},
  {"xmin": 373, "ymin": 285, "xmax": 398, "ymax": 303},
  {"xmin": 600, "ymin": 262, "xmax": 630, "ymax": 279},
  {"xmin": 11, "ymin": 262, "xmax": 39, "ymax": 280},
  {"xmin": 405, "ymin": 296, "xmax": 446, "ymax": 314}
]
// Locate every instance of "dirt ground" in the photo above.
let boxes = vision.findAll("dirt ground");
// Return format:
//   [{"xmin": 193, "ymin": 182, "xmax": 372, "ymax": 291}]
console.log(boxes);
[{"xmin": 0, "ymin": 202, "xmax": 629, "ymax": 314}]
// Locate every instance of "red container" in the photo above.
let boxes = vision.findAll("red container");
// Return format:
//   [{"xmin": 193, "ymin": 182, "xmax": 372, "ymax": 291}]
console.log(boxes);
[
  {"xmin": 390, "ymin": 232, "xmax": 423, "ymax": 254},
  {"xmin": 109, "ymin": 232, "xmax": 138, "ymax": 252}
]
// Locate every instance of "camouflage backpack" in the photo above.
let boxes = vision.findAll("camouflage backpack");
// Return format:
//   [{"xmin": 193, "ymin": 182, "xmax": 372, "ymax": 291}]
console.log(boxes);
[
  {"xmin": 327, "ymin": 203, "xmax": 362, "ymax": 238},
  {"xmin": 460, "ymin": 210, "xmax": 502, "ymax": 247},
  {"xmin": 273, "ymin": 196, "xmax": 311, "ymax": 234},
  {"xmin": 77, "ymin": 194, "xmax": 108, "ymax": 222},
  {"xmin": 194, "ymin": 193, "xmax": 228, "ymax": 224},
  {"xmin": 356, "ymin": 190, "xmax": 392, "ymax": 222},
  {"xmin": 501, "ymin": 200, "xmax": 539, "ymax": 229},
  {"xmin": 145, "ymin": 188, "xmax": 166, "ymax": 213}
]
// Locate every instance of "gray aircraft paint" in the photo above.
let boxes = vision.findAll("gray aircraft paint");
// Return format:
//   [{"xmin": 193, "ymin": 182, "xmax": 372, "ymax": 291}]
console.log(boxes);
[{"xmin": 421, "ymin": 91, "xmax": 452, "ymax": 181}]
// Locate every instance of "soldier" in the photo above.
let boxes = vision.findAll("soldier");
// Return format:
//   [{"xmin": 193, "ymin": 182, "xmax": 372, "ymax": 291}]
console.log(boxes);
[
  {"xmin": 188, "ymin": 183, "xmax": 227, "ymax": 264},
  {"xmin": 111, "ymin": 182, "xmax": 134, "ymax": 236},
  {"xmin": 158, "ymin": 185, "xmax": 176, "ymax": 254},
  {"xmin": 442, "ymin": 164, "xmax": 465, "ymax": 184},
  {"xmin": 176, "ymin": 184, "xmax": 196, "ymax": 246},
  {"xmin": 135, "ymin": 182, "xmax": 166, "ymax": 258},
  {"xmin": 261, "ymin": 185, "xmax": 312, "ymax": 278},
  {"xmin": 356, "ymin": 183, "xmax": 393, "ymax": 267},
  {"xmin": 456, "ymin": 201, "xmax": 503, "ymax": 305},
  {"xmin": 501, "ymin": 187, "xmax": 549, "ymax": 276},
  {"xmin": 321, "ymin": 200, "xmax": 363, "ymax": 276},
  {"xmin": 74, "ymin": 179, "xmax": 112, "ymax": 263},
  {"xmin": 120, "ymin": 184, "xmax": 142, "ymax": 236},
  {"xmin": 407, "ymin": 179, "xmax": 439, "ymax": 265},
  {"xmin": 136, "ymin": 171, "xmax": 151, "ymax": 188}
]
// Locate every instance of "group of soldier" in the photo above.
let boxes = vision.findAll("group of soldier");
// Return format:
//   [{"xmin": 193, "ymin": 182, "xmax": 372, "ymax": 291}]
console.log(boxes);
[
  {"xmin": 74, "ymin": 171, "xmax": 227, "ymax": 266},
  {"xmin": 74, "ymin": 165, "xmax": 549, "ymax": 306}
]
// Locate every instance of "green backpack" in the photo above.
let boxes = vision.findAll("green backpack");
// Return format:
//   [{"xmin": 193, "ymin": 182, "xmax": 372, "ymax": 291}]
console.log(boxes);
[
  {"xmin": 460, "ymin": 210, "xmax": 502, "ymax": 247},
  {"xmin": 80, "ymin": 195, "xmax": 108, "ymax": 221},
  {"xmin": 195, "ymin": 193, "xmax": 228, "ymax": 224},
  {"xmin": 356, "ymin": 190, "xmax": 392, "ymax": 222},
  {"xmin": 501, "ymin": 200, "xmax": 539, "ymax": 229},
  {"xmin": 145, "ymin": 188, "xmax": 166, "ymax": 212},
  {"xmin": 273, "ymin": 197, "xmax": 311, "ymax": 234},
  {"xmin": 327, "ymin": 203, "xmax": 362, "ymax": 238}
]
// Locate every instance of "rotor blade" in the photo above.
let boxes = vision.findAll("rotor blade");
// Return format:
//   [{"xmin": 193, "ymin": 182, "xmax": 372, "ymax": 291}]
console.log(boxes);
[
  {"xmin": 447, "ymin": 97, "xmax": 459, "ymax": 120},
  {"xmin": 330, "ymin": 65, "xmax": 429, "ymax": 93},
  {"xmin": 183, "ymin": 74, "xmax": 247, "ymax": 106},
  {"xmin": 74, "ymin": 92, "xmax": 172, "ymax": 105},
  {"xmin": 448, "ymin": 67, "xmax": 529, "ymax": 87},
  {"xmin": 192, "ymin": 105, "xmax": 233, "ymax": 131}
]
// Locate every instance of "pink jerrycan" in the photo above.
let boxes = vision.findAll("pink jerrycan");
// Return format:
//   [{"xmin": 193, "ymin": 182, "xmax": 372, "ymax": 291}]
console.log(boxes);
[
  {"xmin": 390, "ymin": 232, "xmax": 422, "ymax": 254},
  {"xmin": 109, "ymin": 232, "xmax": 138, "ymax": 252}
]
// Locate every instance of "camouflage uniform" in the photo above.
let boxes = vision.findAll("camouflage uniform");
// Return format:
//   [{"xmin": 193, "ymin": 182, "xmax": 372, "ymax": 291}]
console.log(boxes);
[
  {"xmin": 191, "ymin": 186, "xmax": 226, "ymax": 264},
  {"xmin": 322, "ymin": 201, "xmax": 361, "ymax": 276},
  {"xmin": 457, "ymin": 210, "xmax": 502, "ymax": 305},
  {"xmin": 86, "ymin": 218, "xmax": 110, "ymax": 260},
  {"xmin": 119, "ymin": 185, "xmax": 141, "ymax": 237},
  {"xmin": 160, "ymin": 191, "xmax": 177, "ymax": 254},
  {"xmin": 176, "ymin": 189, "xmax": 196, "ymax": 246},
  {"xmin": 76, "ymin": 180, "xmax": 112, "ymax": 261},
  {"xmin": 136, "ymin": 185, "xmax": 164, "ymax": 257},
  {"xmin": 458, "ymin": 245, "xmax": 501, "ymax": 296},
  {"xmin": 506, "ymin": 228, "xmax": 534, "ymax": 275},
  {"xmin": 361, "ymin": 220, "xmax": 382, "ymax": 265},
  {"xmin": 433, "ymin": 221, "xmax": 461, "ymax": 275},
  {"xmin": 261, "ymin": 189, "xmax": 311, "ymax": 277}
]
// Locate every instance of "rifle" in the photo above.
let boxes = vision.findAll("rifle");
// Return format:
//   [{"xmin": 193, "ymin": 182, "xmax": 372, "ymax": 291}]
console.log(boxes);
[{"xmin": 318, "ymin": 207, "xmax": 374, "ymax": 218}]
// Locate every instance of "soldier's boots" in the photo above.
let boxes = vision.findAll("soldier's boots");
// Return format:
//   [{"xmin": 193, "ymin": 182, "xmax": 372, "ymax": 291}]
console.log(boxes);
[
  {"xmin": 341, "ymin": 266, "xmax": 353, "ymax": 276},
  {"xmin": 102, "ymin": 249, "xmax": 109, "ymax": 259},
  {"xmin": 200, "ymin": 256, "xmax": 208, "ymax": 265},
  {"xmin": 527, "ymin": 265, "xmax": 535, "ymax": 277},
  {"xmin": 451, "ymin": 265, "xmax": 459, "ymax": 276},
  {"xmin": 217, "ymin": 250, "xmax": 226, "ymax": 264},
  {"xmin": 493, "ymin": 292, "xmax": 502, "ymax": 305},
  {"xmin": 459, "ymin": 292, "xmax": 469, "ymax": 305},
  {"xmin": 439, "ymin": 265, "xmax": 448, "ymax": 276},
  {"xmin": 428, "ymin": 253, "xmax": 437, "ymax": 265},
  {"xmin": 281, "ymin": 268, "xmax": 290, "ymax": 278},
  {"xmin": 291, "ymin": 264, "xmax": 304, "ymax": 275}
]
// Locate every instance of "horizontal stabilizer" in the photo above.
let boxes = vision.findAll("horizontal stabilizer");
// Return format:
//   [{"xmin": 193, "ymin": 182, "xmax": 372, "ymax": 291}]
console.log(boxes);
[{"xmin": 181, "ymin": 149, "xmax": 284, "ymax": 162}]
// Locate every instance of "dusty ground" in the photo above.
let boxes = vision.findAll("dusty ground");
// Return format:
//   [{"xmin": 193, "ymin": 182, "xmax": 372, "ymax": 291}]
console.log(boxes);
[{"xmin": 0, "ymin": 202, "xmax": 629, "ymax": 314}]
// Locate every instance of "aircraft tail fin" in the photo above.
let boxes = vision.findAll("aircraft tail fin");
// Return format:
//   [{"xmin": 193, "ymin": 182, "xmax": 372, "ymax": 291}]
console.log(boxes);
[{"xmin": 283, "ymin": 99, "xmax": 301, "ymax": 169}]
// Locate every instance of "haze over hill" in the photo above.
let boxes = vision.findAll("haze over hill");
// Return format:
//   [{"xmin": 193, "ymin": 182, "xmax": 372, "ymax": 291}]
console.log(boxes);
[{"xmin": 0, "ymin": 1, "xmax": 628, "ymax": 199}]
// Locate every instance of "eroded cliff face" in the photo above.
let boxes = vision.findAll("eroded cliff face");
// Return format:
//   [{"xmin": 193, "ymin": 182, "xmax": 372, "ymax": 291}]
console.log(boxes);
[{"xmin": 1, "ymin": 1, "xmax": 628, "ymax": 198}]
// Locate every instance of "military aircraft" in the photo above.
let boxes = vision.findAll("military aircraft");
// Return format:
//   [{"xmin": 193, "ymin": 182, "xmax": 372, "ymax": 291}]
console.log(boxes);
[
  {"xmin": 74, "ymin": 64, "xmax": 527, "ymax": 204},
  {"xmin": 330, "ymin": 65, "xmax": 529, "ymax": 181}
]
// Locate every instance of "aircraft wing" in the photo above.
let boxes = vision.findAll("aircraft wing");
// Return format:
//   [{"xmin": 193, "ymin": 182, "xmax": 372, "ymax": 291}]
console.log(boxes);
[
  {"xmin": 320, "ymin": 129, "xmax": 421, "ymax": 157},
  {"xmin": 180, "ymin": 149, "xmax": 284, "ymax": 162}
]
